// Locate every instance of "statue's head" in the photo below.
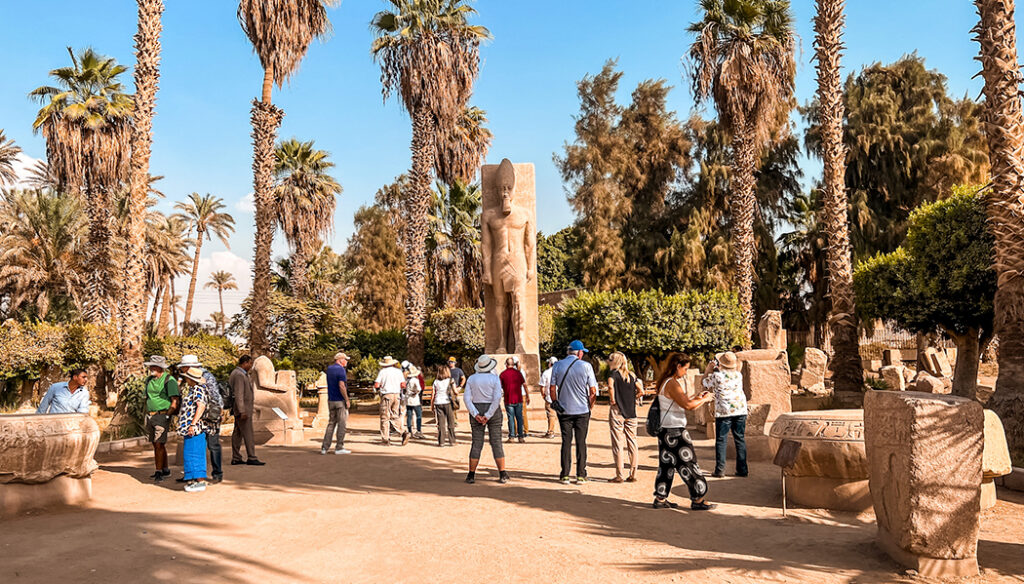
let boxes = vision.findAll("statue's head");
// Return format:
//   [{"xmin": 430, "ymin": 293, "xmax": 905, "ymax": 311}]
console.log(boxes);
[{"xmin": 496, "ymin": 158, "xmax": 515, "ymax": 215}]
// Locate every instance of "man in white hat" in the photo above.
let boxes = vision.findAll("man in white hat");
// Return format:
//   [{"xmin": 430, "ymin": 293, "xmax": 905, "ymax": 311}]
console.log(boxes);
[
  {"xmin": 321, "ymin": 352, "xmax": 351, "ymax": 455},
  {"xmin": 178, "ymin": 354, "xmax": 225, "ymax": 483},
  {"xmin": 142, "ymin": 355, "xmax": 179, "ymax": 482},
  {"xmin": 374, "ymin": 356, "xmax": 408, "ymax": 445},
  {"xmin": 463, "ymin": 355, "xmax": 509, "ymax": 484},
  {"xmin": 539, "ymin": 356, "xmax": 559, "ymax": 438}
]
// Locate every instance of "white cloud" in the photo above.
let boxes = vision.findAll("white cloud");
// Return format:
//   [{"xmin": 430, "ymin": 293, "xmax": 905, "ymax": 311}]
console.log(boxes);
[
  {"xmin": 3, "ymin": 152, "xmax": 44, "ymax": 189},
  {"xmin": 167, "ymin": 251, "xmax": 253, "ymax": 325},
  {"xmin": 235, "ymin": 192, "xmax": 255, "ymax": 213}
]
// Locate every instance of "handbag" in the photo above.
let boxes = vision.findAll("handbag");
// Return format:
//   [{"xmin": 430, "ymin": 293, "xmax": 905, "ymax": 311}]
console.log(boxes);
[
  {"xmin": 550, "ymin": 358, "xmax": 580, "ymax": 414},
  {"xmin": 645, "ymin": 379, "xmax": 676, "ymax": 437}
]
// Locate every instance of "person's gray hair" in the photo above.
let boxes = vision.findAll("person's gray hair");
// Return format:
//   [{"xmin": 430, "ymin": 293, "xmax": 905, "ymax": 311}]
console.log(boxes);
[{"xmin": 567, "ymin": 347, "xmax": 579, "ymax": 356}]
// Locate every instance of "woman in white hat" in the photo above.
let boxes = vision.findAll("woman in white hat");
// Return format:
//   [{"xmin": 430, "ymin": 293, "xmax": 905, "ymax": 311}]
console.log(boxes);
[
  {"xmin": 178, "ymin": 367, "xmax": 212, "ymax": 493},
  {"xmin": 404, "ymin": 365, "xmax": 425, "ymax": 439},
  {"xmin": 463, "ymin": 355, "xmax": 509, "ymax": 484},
  {"xmin": 702, "ymin": 351, "xmax": 748, "ymax": 478}
]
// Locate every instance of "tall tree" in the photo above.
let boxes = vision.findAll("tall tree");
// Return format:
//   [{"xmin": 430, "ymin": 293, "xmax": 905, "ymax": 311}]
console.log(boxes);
[
  {"xmin": 433, "ymin": 105, "xmax": 493, "ymax": 185},
  {"xmin": 973, "ymin": 0, "xmax": 1024, "ymax": 455},
  {"xmin": 555, "ymin": 61, "xmax": 628, "ymax": 291},
  {"xmin": 370, "ymin": 0, "xmax": 490, "ymax": 365},
  {"xmin": 174, "ymin": 193, "xmax": 234, "ymax": 324},
  {"xmin": 238, "ymin": 0, "xmax": 338, "ymax": 356},
  {"xmin": 154, "ymin": 214, "xmax": 189, "ymax": 335},
  {"xmin": 428, "ymin": 179, "xmax": 482, "ymax": 308},
  {"xmin": 345, "ymin": 204, "xmax": 407, "ymax": 332},
  {"xmin": 29, "ymin": 47, "xmax": 133, "ymax": 323},
  {"xmin": 273, "ymin": 138, "xmax": 341, "ymax": 299},
  {"xmin": 117, "ymin": 0, "xmax": 166, "ymax": 391},
  {"xmin": 204, "ymin": 270, "xmax": 238, "ymax": 334},
  {"xmin": 0, "ymin": 130, "xmax": 21, "ymax": 186},
  {"xmin": 812, "ymin": 0, "xmax": 862, "ymax": 391},
  {"xmin": 688, "ymin": 0, "xmax": 797, "ymax": 336}
]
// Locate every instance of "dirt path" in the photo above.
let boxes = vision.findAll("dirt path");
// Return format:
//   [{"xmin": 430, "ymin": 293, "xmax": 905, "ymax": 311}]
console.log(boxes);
[{"xmin": 3, "ymin": 405, "xmax": 1022, "ymax": 584}]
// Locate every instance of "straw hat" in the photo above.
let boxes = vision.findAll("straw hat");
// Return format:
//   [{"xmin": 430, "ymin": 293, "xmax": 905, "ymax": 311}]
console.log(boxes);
[
  {"xmin": 474, "ymin": 355, "xmax": 498, "ymax": 374},
  {"xmin": 718, "ymin": 351, "xmax": 739, "ymax": 371},
  {"xmin": 379, "ymin": 356, "xmax": 399, "ymax": 367},
  {"xmin": 180, "ymin": 366, "xmax": 205, "ymax": 384},
  {"xmin": 407, "ymin": 365, "xmax": 421, "ymax": 378},
  {"xmin": 179, "ymin": 354, "xmax": 203, "ymax": 367},
  {"xmin": 144, "ymin": 355, "xmax": 169, "ymax": 370}
]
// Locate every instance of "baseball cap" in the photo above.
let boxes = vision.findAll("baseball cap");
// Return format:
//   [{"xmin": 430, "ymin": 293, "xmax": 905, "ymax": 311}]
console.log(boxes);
[
  {"xmin": 568, "ymin": 340, "xmax": 589, "ymax": 353},
  {"xmin": 334, "ymin": 352, "xmax": 349, "ymax": 361}
]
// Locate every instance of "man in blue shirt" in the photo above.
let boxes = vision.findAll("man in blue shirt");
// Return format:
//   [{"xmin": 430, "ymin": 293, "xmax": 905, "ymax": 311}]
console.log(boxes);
[
  {"xmin": 37, "ymin": 369, "xmax": 91, "ymax": 414},
  {"xmin": 548, "ymin": 340, "xmax": 599, "ymax": 484},
  {"xmin": 321, "ymin": 352, "xmax": 351, "ymax": 455}
]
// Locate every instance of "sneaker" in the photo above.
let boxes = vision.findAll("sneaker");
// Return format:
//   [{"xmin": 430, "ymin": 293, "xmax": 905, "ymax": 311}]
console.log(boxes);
[
  {"xmin": 320, "ymin": 449, "xmax": 328, "ymax": 455},
  {"xmin": 652, "ymin": 498, "xmax": 679, "ymax": 509},
  {"xmin": 711, "ymin": 471, "xmax": 725, "ymax": 478},
  {"xmin": 691, "ymin": 500, "xmax": 717, "ymax": 511},
  {"xmin": 230, "ymin": 460, "xmax": 245, "ymax": 465},
  {"xmin": 184, "ymin": 481, "xmax": 207, "ymax": 493},
  {"xmin": 150, "ymin": 471, "xmax": 164, "ymax": 481},
  {"xmin": 465, "ymin": 472, "xmax": 476, "ymax": 484},
  {"xmin": 414, "ymin": 432, "xmax": 426, "ymax": 439},
  {"xmin": 609, "ymin": 477, "xmax": 624, "ymax": 484},
  {"xmin": 499, "ymin": 471, "xmax": 510, "ymax": 484},
  {"xmin": 506, "ymin": 437, "xmax": 515, "ymax": 443},
  {"xmin": 735, "ymin": 471, "xmax": 749, "ymax": 477},
  {"xmin": 518, "ymin": 437, "xmax": 526, "ymax": 443},
  {"xmin": 542, "ymin": 433, "xmax": 554, "ymax": 439},
  {"xmin": 560, "ymin": 476, "xmax": 571, "ymax": 485},
  {"xmin": 210, "ymin": 476, "xmax": 223, "ymax": 484},
  {"xmin": 576, "ymin": 476, "xmax": 588, "ymax": 484},
  {"xmin": 161, "ymin": 469, "xmax": 171, "ymax": 477},
  {"xmin": 175, "ymin": 476, "xmax": 187, "ymax": 483},
  {"xmin": 245, "ymin": 459, "xmax": 266, "ymax": 466},
  {"xmin": 335, "ymin": 449, "xmax": 351, "ymax": 455},
  {"xmin": 381, "ymin": 440, "xmax": 391, "ymax": 446},
  {"xmin": 401, "ymin": 432, "xmax": 410, "ymax": 446}
]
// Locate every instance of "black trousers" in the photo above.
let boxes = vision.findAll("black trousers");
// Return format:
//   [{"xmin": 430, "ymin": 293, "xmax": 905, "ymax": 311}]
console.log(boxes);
[
  {"xmin": 558, "ymin": 413, "xmax": 591, "ymax": 479},
  {"xmin": 206, "ymin": 429, "xmax": 222, "ymax": 478}
]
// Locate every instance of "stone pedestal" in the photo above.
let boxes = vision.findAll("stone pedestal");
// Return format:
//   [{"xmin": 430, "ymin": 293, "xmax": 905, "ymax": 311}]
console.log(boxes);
[
  {"xmin": 769, "ymin": 410, "xmax": 869, "ymax": 511},
  {"xmin": 982, "ymin": 409, "xmax": 1012, "ymax": 509},
  {"xmin": 864, "ymin": 391, "xmax": 984, "ymax": 578},
  {"xmin": 798, "ymin": 348, "xmax": 827, "ymax": 389},
  {"xmin": 0, "ymin": 413, "xmax": 99, "ymax": 517},
  {"xmin": 312, "ymin": 369, "xmax": 330, "ymax": 431}
]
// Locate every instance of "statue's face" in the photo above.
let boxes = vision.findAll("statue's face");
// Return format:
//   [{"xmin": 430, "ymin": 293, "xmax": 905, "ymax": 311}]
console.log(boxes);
[{"xmin": 500, "ymin": 183, "xmax": 513, "ymax": 215}]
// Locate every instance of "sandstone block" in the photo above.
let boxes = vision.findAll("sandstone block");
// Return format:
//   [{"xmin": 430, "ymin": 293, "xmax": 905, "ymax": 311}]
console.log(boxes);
[
  {"xmin": 735, "ymin": 349, "xmax": 785, "ymax": 362},
  {"xmin": 914, "ymin": 374, "xmax": 948, "ymax": 394},
  {"xmin": 864, "ymin": 391, "xmax": 984, "ymax": 578},
  {"xmin": 882, "ymin": 349, "xmax": 902, "ymax": 366},
  {"xmin": 880, "ymin": 366, "xmax": 906, "ymax": 391},
  {"xmin": 923, "ymin": 347, "xmax": 954, "ymax": 378},
  {"xmin": 757, "ymin": 310, "xmax": 787, "ymax": 350},
  {"xmin": 799, "ymin": 348, "xmax": 828, "ymax": 389},
  {"xmin": 742, "ymin": 358, "xmax": 791, "ymax": 423},
  {"xmin": 0, "ymin": 414, "xmax": 99, "ymax": 484},
  {"xmin": 983, "ymin": 410, "xmax": 1012, "ymax": 479}
]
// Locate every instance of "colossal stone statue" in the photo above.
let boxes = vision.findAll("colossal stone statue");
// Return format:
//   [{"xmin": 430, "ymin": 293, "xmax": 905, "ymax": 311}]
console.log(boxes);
[{"xmin": 481, "ymin": 159, "xmax": 540, "ymax": 386}]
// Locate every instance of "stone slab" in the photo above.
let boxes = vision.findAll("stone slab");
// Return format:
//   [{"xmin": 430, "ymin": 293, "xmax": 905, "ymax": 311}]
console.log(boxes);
[
  {"xmin": 880, "ymin": 366, "xmax": 906, "ymax": 391},
  {"xmin": 742, "ymin": 359, "xmax": 792, "ymax": 423},
  {"xmin": 799, "ymin": 348, "xmax": 827, "ymax": 389},
  {"xmin": 0, "ymin": 475, "xmax": 92, "ymax": 518},
  {"xmin": 757, "ymin": 310, "xmax": 787, "ymax": 350},
  {"xmin": 882, "ymin": 349, "xmax": 902, "ymax": 366},
  {"xmin": 864, "ymin": 391, "xmax": 983, "ymax": 577},
  {"xmin": 983, "ymin": 410, "xmax": 1012, "ymax": 479}
]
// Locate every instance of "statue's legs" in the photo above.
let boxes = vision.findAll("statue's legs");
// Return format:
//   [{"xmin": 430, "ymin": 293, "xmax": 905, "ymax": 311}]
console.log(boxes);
[
  {"xmin": 510, "ymin": 284, "xmax": 528, "ymax": 354},
  {"xmin": 494, "ymin": 285, "xmax": 509, "ymax": 354}
]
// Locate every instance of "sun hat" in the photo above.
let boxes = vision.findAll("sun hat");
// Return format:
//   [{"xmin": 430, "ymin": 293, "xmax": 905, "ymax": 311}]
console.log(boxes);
[
  {"xmin": 180, "ymin": 366, "xmax": 205, "ymax": 384},
  {"xmin": 475, "ymin": 355, "xmax": 498, "ymax": 374},
  {"xmin": 334, "ymin": 352, "xmax": 349, "ymax": 361},
  {"xmin": 179, "ymin": 354, "xmax": 203, "ymax": 368},
  {"xmin": 718, "ymin": 351, "xmax": 739, "ymax": 371},
  {"xmin": 144, "ymin": 355, "xmax": 170, "ymax": 370},
  {"xmin": 567, "ymin": 340, "xmax": 589, "ymax": 353},
  {"xmin": 407, "ymin": 365, "xmax": 421, "ymax": 377},
  {"xmin": 401, "ymin": 360, "xmax": 411, "ymax": 371},
  {"xmin": 379, "ymin": 356, "xmax": 399, "ymax": 367},
  {"xmin": 448, "ymin": 356, "xmax": 458, "ymax": 364}
]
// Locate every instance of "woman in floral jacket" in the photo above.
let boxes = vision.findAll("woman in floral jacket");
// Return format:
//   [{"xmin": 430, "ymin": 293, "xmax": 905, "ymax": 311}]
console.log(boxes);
[
  {"xmin": 702, "ymin": 352, "xmax": 748, "ymax": 478},
  {"xmin": 178, "ymin": 367, "xmax": 212, "ymax": 492}
]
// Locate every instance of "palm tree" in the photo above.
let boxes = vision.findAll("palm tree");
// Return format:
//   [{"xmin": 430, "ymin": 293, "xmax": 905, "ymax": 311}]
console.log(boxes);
[
  {"xmin": 0, "ymin": 130, "xmax": 21, "ymax": 186},
  {"xmin": 688, "ymin": 0, "xmax": 797, "ymax": 338},
  {"xmin": 205, "ymin": 270, "xmax": 238, "ymax": 333},
  {"xmin": 0, "ymin": 189, "xmax": 86, "ymax": 319},
  {"xmin": 812, "ymin": 0, "xmax": 862, "ymax": 391},
  {"xmin": 152, "ymin": 214, "xmax": 189, "ymax": 335},
  {"xmin": 433, "ymin": 106, "xmax": 493, "ymax": 185},
  {"xmin": 208, "ymin": 312, "xmax": 227, "ymax": 335},
  {"xmin": 29, "ymin": 47, "xmax": 133, "ymax": 323},
  {"xmin": 273, "ymin": 138, "xmax": 341, "ymax": 299},
  {"xmin": 973, "ymin": 0, "xmax": 1024, "ymax": 454},
  {"xmin": 370, "ymin": 0, "xmax": 490, "ymax": 364},
  {"xmin": 237, "ymin": 0, "xmax": 338, "ymax": 356},
  {"xmin": 428, "ymin": 180, "xmax": 482, "ymax": 308},
  {"xmin": 174, "ymin": 193, "xmax": 234, "ymax": 324}
]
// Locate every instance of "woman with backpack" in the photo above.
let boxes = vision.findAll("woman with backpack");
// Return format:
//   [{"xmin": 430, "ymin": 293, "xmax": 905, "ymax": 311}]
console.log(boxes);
[
  {"xmin": 649, "ymin": 353, "xmax": 716, "ymax": 510},
  {"xmin": 607, "ymin": 352, "xmax": 643, "ymax": 483},
  {"xmin": 178, "ymin": 367, "xmax": 212, "ymax": 493}
]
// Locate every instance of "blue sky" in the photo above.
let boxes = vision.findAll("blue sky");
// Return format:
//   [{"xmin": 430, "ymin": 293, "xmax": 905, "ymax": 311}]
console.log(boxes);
[{"xmin": 0, "ymin": 0, "xmax": 992, "ymax": 320}]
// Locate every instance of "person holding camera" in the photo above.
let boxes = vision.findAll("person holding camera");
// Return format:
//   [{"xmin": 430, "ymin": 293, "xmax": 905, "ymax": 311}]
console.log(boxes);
[
  {"xmin": 652, "ymin": 353, "xmax": 716, "ymax": 510},
  {"xmin": 703, "ymin": 351, "xmax": 748, "ymax": 478}
]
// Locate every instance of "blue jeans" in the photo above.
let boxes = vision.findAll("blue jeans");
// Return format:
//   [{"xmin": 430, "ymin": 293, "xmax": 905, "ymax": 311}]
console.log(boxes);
[
  {"xmin": 406, "ymin": 405, "xmax": 422, "ymax": 433},
  {"xmin": 506, "ymin": 403, "xmax": 524, "ymax": 438},
  {"xmin": 714, "ymin": 415, "xmax": 748, "ymax": 475},
  {"xmin": 183, "ymin": 433, "xmax": 208, "ymax": 481}
]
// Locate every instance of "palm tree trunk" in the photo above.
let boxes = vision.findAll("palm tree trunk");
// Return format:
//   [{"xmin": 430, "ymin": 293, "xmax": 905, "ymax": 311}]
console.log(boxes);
[
  {"xmin": 217, "ymin": 287, "xmax": 225, "ymax": 334},
  {"xmin": 405, "ymin": 107, "xmax": 436, "ymax": 365},
  {"xmin": 115, "ymin": 0, "xmax": 165, "ymax": 398},
  {"xmin": 729, "ymin": 122, "xmax": 758, "ymax": 342},
  {"xmin": 183, "ymin": 233, "xmax": 203, "ymax": 324},
  {"xmin": 290, "ymin": 247, "xmax": 309, "ymax": 300},
  {"xmin": 248, "ymin": 98, "xmax": 284, "ymax": 356},
  {"xmin": 974, "ymin": 0, "xmax": 1024, "ymax": 455},
  {"xmin": 83, "ymin": 171, "xmax": 113, "ymax": 324},
  {"xmin": 170, "ymin": 279, "xmax": 178, "ymax": 335},
  {"xmin": 157, "ymin": 277, "xmax": 171, "ymax": 335},
  {"xmin": 262, "ymin": 66, "xmax": 274, "ymax": 106},
  {"xmin": 815, "ymin": 0, "xmax": 863, "ymax": 393},
  {"xmin": 149, "ymin": 281, "xmax": 163, "ymax": 325}
]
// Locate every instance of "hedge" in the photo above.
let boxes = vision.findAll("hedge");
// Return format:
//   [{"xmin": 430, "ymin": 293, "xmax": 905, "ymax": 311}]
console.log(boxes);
[
  {"xmin": 0, "ymin": 321, "xmax": 118, "ymax": 379},
  {"xmin": 143, "ymin": 334, "xmax": 239, "ymax": 378}
]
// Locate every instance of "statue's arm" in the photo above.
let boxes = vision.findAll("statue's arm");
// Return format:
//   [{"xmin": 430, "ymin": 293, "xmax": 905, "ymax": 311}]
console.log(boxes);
[
  {"xmin": 481, "ymin": 217, "xmax": 493, "ymax": 284},
  {"xmin": 525, "ymin": 217, "xmax": 536, "ymax": 280}
]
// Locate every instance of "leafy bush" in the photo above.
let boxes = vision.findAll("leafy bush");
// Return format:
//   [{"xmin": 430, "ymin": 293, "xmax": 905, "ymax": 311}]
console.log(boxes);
[
  {"xmin": 143, "ymin": 334, "xmax": 238, "ymax": 378},
  {"xmin": 349, "ymin": 355, "xmax": 382, "ymax": 384},
  {"xmin": 428, "ymin": 304, "xmax": 558, "ymax": 362},
  {"xmin": 0, "ymin": 321, "xmax": 118, "ymax": 379},
  {"xmin": 347, "ymin": 329, "xmax": 407, "ymax": 362},
  {"xmin": 554, "ymin": 289, "xmax": 747, "ymax": 370},
  {"xmin": 228, "ymin": 291, "xmax": 354, "ymax": 355},
  {"xmin": 296, "ymin": 369, "xmax": 320, "ymax": 394},
  {"xmin": 288, "ymin": 348, "xmax": 346, "ymax": 372},
  {"xmin": 120, "ymin": 375, "xmax": 148, "ymax": 432}
]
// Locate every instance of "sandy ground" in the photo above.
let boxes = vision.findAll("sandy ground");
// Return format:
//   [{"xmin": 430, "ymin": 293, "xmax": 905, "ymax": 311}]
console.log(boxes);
[{"xmin": 2, "ymin": 404, "xmax": 1022, "ymax": 584}]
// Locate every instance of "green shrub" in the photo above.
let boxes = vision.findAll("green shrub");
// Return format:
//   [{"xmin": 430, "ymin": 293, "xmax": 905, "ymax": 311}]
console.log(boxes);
[
  {"xmin": 787, "ymin": 342, "xmax": 806, "ymax": 372},
  {"xmin": 288, "ymin": 348, "xmax": 347, "ymax": 372},
  {"xmin": 347, "ymin": 330, "xmax": 407, "ymax": 363},
  {"xmin": 296, "ymin": 369, "xmax": 320, "ymax": 394},
  {"xmin": 427, "ymin": 304, "xmax": 558, "ymax": 363},
  {"xmin": 121, "ymin": 375, "xmax": 148, "ymax": 432},
  {"xmin": 0, "ymin": 321, "xmax": 117, "ymax": 379},
  {"xmin": 143, "ymin": 334, "xmax": 238, "ymax": 378},
  {"xmin": 349, "ymin": 355, "xmax": 383, "ymax": 384}
]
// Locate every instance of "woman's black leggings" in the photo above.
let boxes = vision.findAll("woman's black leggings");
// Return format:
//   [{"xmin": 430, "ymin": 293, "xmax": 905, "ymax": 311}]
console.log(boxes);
[{"xmin": 654, "ymin": 428, "xmax": 708, "ymax": 500}]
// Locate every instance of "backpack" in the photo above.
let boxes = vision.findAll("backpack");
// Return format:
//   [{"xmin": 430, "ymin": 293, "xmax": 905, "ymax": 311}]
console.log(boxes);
[{"xmin": 202, "ymin": 375, "xmax": 224, "ymax": 424}]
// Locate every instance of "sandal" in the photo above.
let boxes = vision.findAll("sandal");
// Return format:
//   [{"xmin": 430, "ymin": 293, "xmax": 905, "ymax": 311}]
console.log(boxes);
[
  {"xmin": 690, "ymin": 499, "xmax": 717, "ymax": 511},
  {"xmin": 652, "ymin": 498, "xmax": 679, "ymax": 509}
]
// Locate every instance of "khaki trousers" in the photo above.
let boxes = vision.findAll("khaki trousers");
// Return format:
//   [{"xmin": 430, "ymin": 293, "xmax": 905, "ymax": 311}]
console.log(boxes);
[
  {"xmin": 379, "ymin": 394, "xmax": 403, "ymax": 443},
  {"xmin": 609, "ymin": 405, "xmax": 639, "ymax": 479},
  {"xmin": 544, "ymin": 401, "xmax": 558, "ymax": 435}
]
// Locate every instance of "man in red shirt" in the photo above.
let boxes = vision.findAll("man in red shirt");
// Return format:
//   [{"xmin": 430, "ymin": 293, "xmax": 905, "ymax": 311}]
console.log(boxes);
[{"xmin": 500, "ymin": 358, "xmax": 529, "ymax": 443}]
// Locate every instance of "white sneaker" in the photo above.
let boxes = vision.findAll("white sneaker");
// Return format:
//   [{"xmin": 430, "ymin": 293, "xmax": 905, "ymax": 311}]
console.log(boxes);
[
  {"xmin": 320, "ymin": 448, "xmax": 328, "ymax": 455},
  {"xmin": 184, "ymin": 481, "xmax": 206, "ymax": 493},
  {"xmin": 335, "ymin": 449, "xmax": 351, "ymax": 455}
]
